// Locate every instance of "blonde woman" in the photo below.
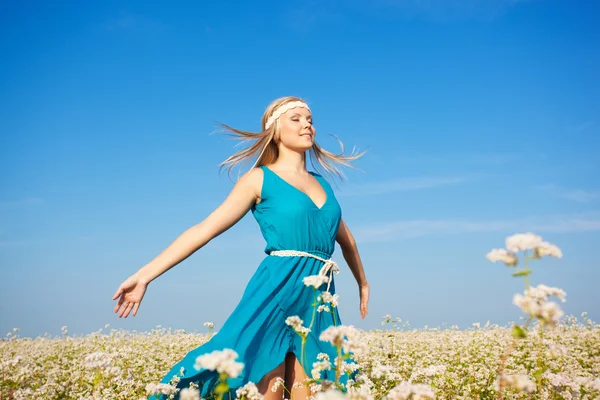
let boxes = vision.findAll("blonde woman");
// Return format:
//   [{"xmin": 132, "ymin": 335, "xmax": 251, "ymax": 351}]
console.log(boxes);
[{"xmin": 112, "ymin": 96, "xmax": 370, "ymax": 399}]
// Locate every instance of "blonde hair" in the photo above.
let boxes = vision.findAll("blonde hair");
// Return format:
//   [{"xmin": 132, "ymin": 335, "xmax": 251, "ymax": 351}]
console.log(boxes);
[{"xmin": 217, "ymin": 96, "xmax": 365, "ymax": 181}]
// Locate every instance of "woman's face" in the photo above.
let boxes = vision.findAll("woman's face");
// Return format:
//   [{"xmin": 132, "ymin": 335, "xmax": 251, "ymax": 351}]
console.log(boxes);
[{"xmin": 276, "ymin": 106, "xmax": 315, "ymax": 152}]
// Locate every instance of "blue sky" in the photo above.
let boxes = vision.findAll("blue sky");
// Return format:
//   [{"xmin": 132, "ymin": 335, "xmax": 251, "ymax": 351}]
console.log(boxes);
[{"xmin": 1, "ymin": 0, "xmax": 599, "ymax": 338}]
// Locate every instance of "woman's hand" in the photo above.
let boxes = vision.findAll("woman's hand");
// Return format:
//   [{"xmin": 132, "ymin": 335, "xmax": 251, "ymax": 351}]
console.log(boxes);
[
  {"xmin": 112, "ymin": 275, "xmax": 148, "ymax": 318},
  {"xmin": 359, "ymin": 282, "xmax": 370, "ymax": 319}
]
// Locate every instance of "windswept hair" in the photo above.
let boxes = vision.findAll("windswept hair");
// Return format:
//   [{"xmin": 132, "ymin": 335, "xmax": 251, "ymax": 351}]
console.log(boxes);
[{"xmin": 217, "ymin": 96, "xmax": 366, "ymax": 181}]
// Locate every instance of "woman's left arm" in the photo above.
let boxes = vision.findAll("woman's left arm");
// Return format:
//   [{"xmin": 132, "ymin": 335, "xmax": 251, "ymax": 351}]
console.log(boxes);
[{"xmin": 336, "ymin": 218, "xmax": 370, "ymax": 318}]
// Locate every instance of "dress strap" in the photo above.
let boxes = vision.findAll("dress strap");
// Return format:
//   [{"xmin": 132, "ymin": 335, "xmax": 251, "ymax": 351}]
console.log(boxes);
[{"xmin": 269, "ymin": 250, "xmax": 340, "ymax": 293}]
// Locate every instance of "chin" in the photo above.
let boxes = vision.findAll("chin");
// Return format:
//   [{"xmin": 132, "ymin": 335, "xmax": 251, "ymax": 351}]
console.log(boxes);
[{"xmin": 288, "ymin": 143, "xmax": 313, "ymax": 152}]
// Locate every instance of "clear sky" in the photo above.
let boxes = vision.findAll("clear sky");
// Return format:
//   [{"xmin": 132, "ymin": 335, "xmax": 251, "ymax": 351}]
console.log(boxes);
[{"xmin": 1, "ymin": 0, "xmax": 599, "ymax": 338}]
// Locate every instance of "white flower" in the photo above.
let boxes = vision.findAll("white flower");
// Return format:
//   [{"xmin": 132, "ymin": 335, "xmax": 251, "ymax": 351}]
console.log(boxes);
[
  {"xmin": 194, "ymin": 349, "xmax": 244, "ymax": 378},
  {"xmin": 371, "ymin": 363, "xmax": 393, "ymax": 379},
  {"xmin": 498, "ymin": 374, "xmax": 536, "ymax": 393},
  {"xmin": 311, "ymin": 357, "xmax": 332, "ymax": 379},
  {"xmin": 235, "ymin": 382, "xmax": 263, "ymax": 399},
  {"xmin": 534, "ymin": 241, "xmax": 563, "ymax": 258},
  {"xmin": 314, "ymin": 389, "xmax": 348, "ymax": 399},
  {"xmin": 546, "ymin": 343, "xmax": 568, "ymax": 358},
  {"xmin": 342, "ymin": 336, "xmax": 369, "ymax": 356},
  {"xmin": 203, "ymin": 321, "xmax": 214, "ymax": 329},
  {"xmin": 180, "ymin": 387, "xmax": 201, "ymax": 400},
  {"xmin": 304, "ymin": 274, "xmax": 330, "ymax": 289},
  {"xmin": 589, "ymin": 378, "xmax": 600, "ymax": 391},
  {"xmin": 285, "ymin": 316, "xmax": 311, "ymax": 337},
  {"xmin": 319, "ymin": 291, "xmax": 339, "ymax": 307},
  {"xmin": 513, "ymin": 284, "xmax": 567, "ymax": 326},
  {"xmin": 318, "ymin": 305, "xmax": 331, "ymax": 313},
  {"xmin": 539, "ymin": 302, "xmax": 564, "ymax": 325},
  {"xmin": 83, "ymin": 352, "xmax": 113, "ymax": 370},
  {"xmin": 505, "ymin": 232, "xmax": 543, "ymax": 252},
  {"xmin": 525, "ymin": 284, "xmax": 567, "ymax": 302},
  {"xmin": 486, "ymin": 248, "xmax": 518, "ymax": 266},
  {"xmin": 411, "ymin": 365, "xmax": 447, "ymax": 379},
  {"xmin": 385, "ymin": 382, "xmax": 436, "ymax": 399},
  {"xmin": 271, "ymin": 377, "xmax": 285, "ymax": 393},
  {"xmin": 347, "ymin": 385, "xmax": 375, "ymax": 399},
  {"xmin": 146, "ymin": 383, "xmax": 177, "ymax": 396},
  {"xmin": 285, "ymin": 316, "xmax": 303, "ymax": 330},
  {"xmin": 320, "ymin": 325, "xmax": 358, "ymax": 347}
]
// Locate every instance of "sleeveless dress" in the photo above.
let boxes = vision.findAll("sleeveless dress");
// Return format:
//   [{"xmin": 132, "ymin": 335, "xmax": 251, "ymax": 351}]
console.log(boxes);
[{"xmin": 149, "ymin": 165, "xmax": 359, "ymax": 399}]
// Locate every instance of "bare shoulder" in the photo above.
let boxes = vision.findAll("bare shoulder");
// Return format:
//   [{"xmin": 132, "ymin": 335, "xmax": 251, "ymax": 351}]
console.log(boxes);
[{"xmin": 233, "ymin": 167, "xmax": 264, "ymax": 198}]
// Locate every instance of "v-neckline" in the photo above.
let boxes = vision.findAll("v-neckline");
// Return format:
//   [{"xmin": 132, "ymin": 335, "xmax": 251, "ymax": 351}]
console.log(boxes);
[{"xmin": 263, "ymin": 166, "xmax": 328, "ymax": 210}]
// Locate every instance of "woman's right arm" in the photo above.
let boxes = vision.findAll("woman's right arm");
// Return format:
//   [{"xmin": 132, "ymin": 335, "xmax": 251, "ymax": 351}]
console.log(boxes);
[{"xmin": 134, "ymin": 168, "xmax": 263, "ymax": 284}]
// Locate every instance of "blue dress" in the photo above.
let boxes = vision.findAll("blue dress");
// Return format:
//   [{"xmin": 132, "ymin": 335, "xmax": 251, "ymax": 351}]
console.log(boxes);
[{"xmin": 149, "ymin": 165, "xmax": 358, "ymax": 399}]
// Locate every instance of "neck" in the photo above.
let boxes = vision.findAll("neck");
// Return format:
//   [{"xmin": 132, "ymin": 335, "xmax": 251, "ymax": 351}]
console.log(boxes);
[{"xmin": 272, "ymin": 146, "xmax": 307, "ymax": 173}]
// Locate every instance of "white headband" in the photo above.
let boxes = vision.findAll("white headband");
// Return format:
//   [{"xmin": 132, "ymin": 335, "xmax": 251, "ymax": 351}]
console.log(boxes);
[{"xmin": 264, "ymin": 101, "xmax": 310, "ymax": 130}]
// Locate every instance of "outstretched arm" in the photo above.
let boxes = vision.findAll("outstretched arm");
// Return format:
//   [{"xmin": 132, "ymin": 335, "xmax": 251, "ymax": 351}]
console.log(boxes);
[
  {"xmin": 112, "ymin": 169, "xmax": 263, "ymax": 318},
  {"xmin": 134, "ymin": 168, "xmax": 263, "ymax": 284},
  {"xmin": 336, "ymin": 218, "xmax": 369, "ymax": 318}
]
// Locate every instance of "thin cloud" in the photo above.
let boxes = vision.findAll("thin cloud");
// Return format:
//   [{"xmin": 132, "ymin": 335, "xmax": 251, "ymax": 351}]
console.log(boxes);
[
  {"xmin": 354, "ymin": 213, "xmax": 600, "ymax": 243},
  {"xmin": 0, "ymin": 197, "xmax": 43, "ymax": 208},
  {"xmin": 375, "ymin": 0, "xmax": 531, "ymax": 21},
  {"xmin": 280, "ymin": 2, "xmax": 344, "ymax": 33},
  {"xmin": 103, "ymin": 13, "xmax": 167, "ymax": 33},
  {"xmin": 537, "ymin": 184, "xmax": 600, "ymax": 204},
  {"xmin": 0, "ymin": 235, "xmax": 94, "ymax": 248},
  {"xmin": 392, "ymin": 153, "xmax": 521, "ymax": 167},
  {"xmin": 559, "ymin": 190, "xmax": 600, "ymax": 204},
  {"xmin": 566, "ymin": 120, "xmax": 594, "ymax": 135},
  {"xmin": 338, "ymin": 176, "xmax": 470, "ymax": 196}
]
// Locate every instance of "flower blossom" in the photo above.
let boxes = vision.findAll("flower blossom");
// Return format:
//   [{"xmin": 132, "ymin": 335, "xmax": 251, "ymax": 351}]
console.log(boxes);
[
  {"xmin": 180, "ymin": 387, "xmax": 201, "ymax": 400},
  {"xmin": 194, "ymin": 348, "xmax": 244, "ymax": 378},
  {"xmin": 513, "ymin": 294, "xmax": 564, "ymax": 326},
  {"xmin": 304, "ymin": 274, "xmax": 329, "ymax": 289},
  {"xmin": 285, "ymin": 315, "xmax": 311, "ymax": 337},
  {"xmin": 497, "ymin": 374, "xmax": 536, "ymax": 393},
  {"xmin": 235, "ymin": 382, "xmax": 264, "ymax": 399},
  {"xmin": 146, "ymin": 383, "xmax": 177, "ymax": 396},
  {"xmin": 486, "ymin": 248, "xmax": 518, "ymax": 266},
  {"xmin": 505, "ymin": 232, "xmax": 543, "ymax": 252},
  {"xmin": 534, "ymin": 241, "xmax": 563, "ymax": 258},
  {"xmin": 314, "ymin": 389, "xmax": 349, "ymax": 399},
  {"xmin": 319, "ymin": 291, "xmax": 339, "ymax": 307},
  {"xmin": 385, "ymin": 382, "xmax": 436, "ymax": 399},
  {"xmin": 311, "ymin": 354, "xmax": 332, "ymax": 379}
]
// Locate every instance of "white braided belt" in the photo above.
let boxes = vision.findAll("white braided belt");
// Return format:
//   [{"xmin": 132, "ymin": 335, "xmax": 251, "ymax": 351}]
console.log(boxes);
[{"xmin": 269, "ymin": 250, "xmax": 340, "ymax": 293}]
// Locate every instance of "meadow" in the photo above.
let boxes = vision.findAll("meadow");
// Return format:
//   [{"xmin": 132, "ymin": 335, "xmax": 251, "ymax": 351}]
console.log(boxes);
[{"xmin": 2, "ymin": 233, "xmax": 599, "ymax": 400}]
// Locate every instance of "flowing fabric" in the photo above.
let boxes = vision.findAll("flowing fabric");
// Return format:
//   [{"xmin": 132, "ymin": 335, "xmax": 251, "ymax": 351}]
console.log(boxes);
[{"xmin": 149, "ymin": 165, "xmax": 358, "ymax": 399}]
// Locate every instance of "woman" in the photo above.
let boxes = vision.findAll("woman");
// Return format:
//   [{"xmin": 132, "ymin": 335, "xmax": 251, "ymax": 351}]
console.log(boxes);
[{"xmin": 112, "ymin": 96, "xmax": 370, "ymax": 399}]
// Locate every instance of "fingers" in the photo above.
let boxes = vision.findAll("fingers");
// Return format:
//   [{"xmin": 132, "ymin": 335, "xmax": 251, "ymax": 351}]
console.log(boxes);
[
  {"xmin": 112, "ymin": 287, "xmax": 122, "ymax": 300},
  {"xmin": 132, "ymin": 302, "xmax": 140, "ymax": 317},
  {"xmin": 360, "ymin": 301, "xmax": 369, "ymax": 319},
  {"xmin": 117, "ymin": 302, "xmax": 135, "ymax": 318},
  {"xmin": 113, "ymin": 294, "xmax": 124, "ymax": 313}
]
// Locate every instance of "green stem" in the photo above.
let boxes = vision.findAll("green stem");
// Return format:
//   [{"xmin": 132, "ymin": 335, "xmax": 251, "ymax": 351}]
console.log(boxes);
[
  {"xmin": 335, "ymin": 340, "xmax": 343, "ymax": 386},
  {"xmin": 523, "ymin": 252, "xmax": 530, "ymax": 289},
  {"xmin": 301, "ymin": 290, "xmax": 319, "ymax": 371},
  {"xmin": 308, "ymin": 291, "xmax": 318, "ymax": 331},
  {"xmin": 301, "ymin": 337, "xmax": 307, "ymax": 371}
]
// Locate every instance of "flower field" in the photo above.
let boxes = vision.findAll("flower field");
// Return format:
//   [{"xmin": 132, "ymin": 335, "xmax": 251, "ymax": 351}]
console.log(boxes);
[
  {"xmin": 2, "ymin": 233, "xmax": 599, "ymax": 399},
  {"xmin": 2, "ymin": 318, "xmax": 599, "ymax": 399}
]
